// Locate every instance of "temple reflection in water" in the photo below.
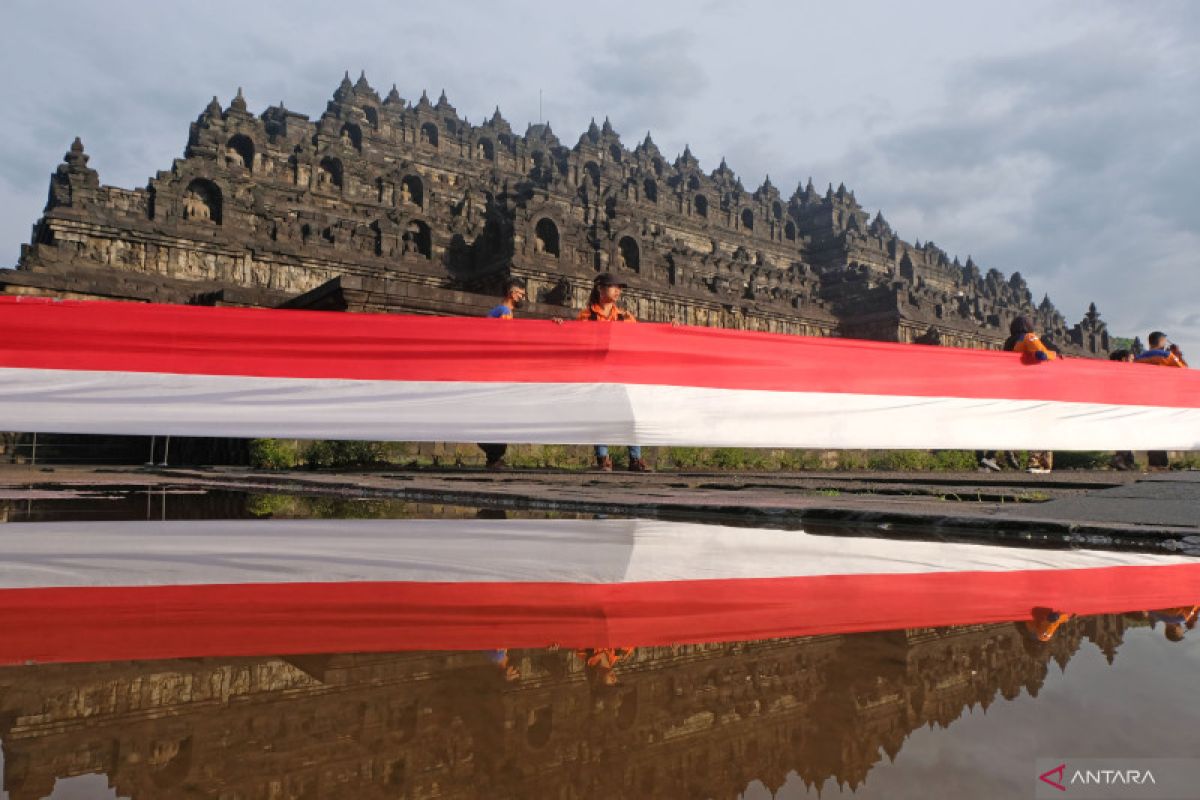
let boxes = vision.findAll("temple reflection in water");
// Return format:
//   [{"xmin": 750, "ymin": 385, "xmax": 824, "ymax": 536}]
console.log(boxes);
[{"xmin": 0, "ymin": 613, "xmax": 1138, "ymax": 799}]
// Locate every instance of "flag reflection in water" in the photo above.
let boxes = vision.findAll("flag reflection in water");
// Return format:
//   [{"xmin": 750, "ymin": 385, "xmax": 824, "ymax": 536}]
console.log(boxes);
[{"xmin": 1, "ymin": 517, "xmax": 1197, "ymax": 797}]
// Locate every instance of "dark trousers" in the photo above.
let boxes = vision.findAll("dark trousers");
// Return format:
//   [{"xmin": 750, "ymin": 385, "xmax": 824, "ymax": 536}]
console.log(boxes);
[{"xmin": 479, "ymin": 443, "xmax": 507, "ymax": 464}]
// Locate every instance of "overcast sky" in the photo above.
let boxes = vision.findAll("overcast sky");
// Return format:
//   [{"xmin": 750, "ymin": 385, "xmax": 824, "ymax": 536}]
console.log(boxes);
[{"xmin": 3, "ymin": 1, "xmax": 1196, "ymax": 344}]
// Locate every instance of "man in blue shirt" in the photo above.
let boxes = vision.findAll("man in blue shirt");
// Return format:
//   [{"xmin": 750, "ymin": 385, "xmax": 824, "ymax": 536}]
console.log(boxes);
[
  {"xmin": 485, "ymin": 277, "xmax": 526, "ymax": 319},
  {"xmin": 479, "ymin": 278, "xmax": 527, "ymax": 468}
]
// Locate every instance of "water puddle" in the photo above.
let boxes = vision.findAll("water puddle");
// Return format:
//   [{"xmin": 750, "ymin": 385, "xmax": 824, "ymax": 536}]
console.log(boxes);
[
  {"xmin": 0, "ymin": 613, "xmax": 1196, "ymax": 799},
  {"xmin": 0, "ymin": 484, "xmax": 592, "ymax": 523},
  {"xmin": 0, "ymin": 509, "xmax": 1195, "ymax": 797}
]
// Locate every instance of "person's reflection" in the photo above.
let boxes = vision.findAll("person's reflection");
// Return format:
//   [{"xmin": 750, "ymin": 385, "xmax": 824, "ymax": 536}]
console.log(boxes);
[
  {"xmin": 1024, "ymin": 607, "xmax": 1074, "ymax": 643},
  {"xmin": 1147, "ymin": 605, "xmax": 1199, "ymax": 642},
  {"xmin": 486, "ymin": 648, "xmax": 522, "ymax": 681},
  {"xmin": 575, "ymin": 647, "xmax": 636, "ymax": 686}
]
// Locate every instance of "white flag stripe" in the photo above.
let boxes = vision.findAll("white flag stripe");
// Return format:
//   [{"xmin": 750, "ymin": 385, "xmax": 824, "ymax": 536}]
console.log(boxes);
[
  {"xmin": 0, "ymin": 519, "xmax": 1191, "ymax": 590},
  {"xmin": 3, "ymin": 367, "xmax": 1200, "ymax": 450}
]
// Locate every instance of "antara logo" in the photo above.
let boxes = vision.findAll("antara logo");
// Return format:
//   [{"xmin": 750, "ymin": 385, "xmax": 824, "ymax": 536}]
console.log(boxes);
[
  {"xmin": 1039, "ymin": 763, "xmax": 1067, "ymax": 792},
  {"xmin": 1039, "ymin": 762, "xmax": 1158, "ymax": 791}
]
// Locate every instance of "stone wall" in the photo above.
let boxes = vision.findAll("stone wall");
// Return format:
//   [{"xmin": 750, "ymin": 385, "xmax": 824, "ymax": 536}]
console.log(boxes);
[{"xmin": 3, "ymin": 74, "xmax": 1108, "ymax": 355}]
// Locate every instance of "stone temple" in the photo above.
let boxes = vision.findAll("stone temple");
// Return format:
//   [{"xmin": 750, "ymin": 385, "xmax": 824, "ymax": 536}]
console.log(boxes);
[{"xmin": 2, "ymin": 72, "xmax": 1109, "ymax": 355}]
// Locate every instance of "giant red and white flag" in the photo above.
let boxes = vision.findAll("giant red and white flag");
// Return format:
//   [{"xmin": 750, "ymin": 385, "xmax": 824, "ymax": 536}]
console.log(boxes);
[
  {"xmin": 0, "ymin": 518, "xmax": 1196, "ymax": 665},
  {"xmin": 1, "ymin": 296, "xmax": 1198, "ymax": 450}
]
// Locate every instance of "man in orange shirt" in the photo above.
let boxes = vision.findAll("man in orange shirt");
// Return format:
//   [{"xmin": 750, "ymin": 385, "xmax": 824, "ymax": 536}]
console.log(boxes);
[
  {"xmin": 1135, "ymin": 331, "xmax": 1187, "ymax": 368},
  {"xmin": 1136, "ymin": 331, "xmax": 1187, "ymax": 468},
  {"xmin": 1004, "ymin": 316, "xmax": 1057, "ymax": 472},
  {"xmin": 577, "ymin": 273, "xmax": 647, "ymax": 471},
  {"xmin": 1024, "ymin": 607, "xmax": 1073, "ymax": 642}
]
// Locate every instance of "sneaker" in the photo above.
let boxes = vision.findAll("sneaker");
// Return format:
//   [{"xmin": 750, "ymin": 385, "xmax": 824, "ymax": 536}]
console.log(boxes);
[
  {"xmin": 979, "ymin": 458, "xmax": 1001, "ymax": 472},
  {"xmin": 595, "ymin": 456, "xmax": 613, "ymax": 472},
  {"xmin": 627, "ymin": 457, "xmax": 652, "ymax": 473},
  {"xmin": 1027, "ymin": 467, "xmax": 1051, "ymax": 474}
]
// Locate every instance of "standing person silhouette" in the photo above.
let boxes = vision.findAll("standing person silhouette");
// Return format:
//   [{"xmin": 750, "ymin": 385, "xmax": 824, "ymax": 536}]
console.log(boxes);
[
  {"xmin": 577, "ymin": 273, "xmax": 649, "ymax": 472},
  {"xmin": 478, "ymin": 277, "xmax": 527, "ymax": 469},
  {"xmin": 1136, "ymin": 331, "xmax": 1187, "ymax": 469},
  {"xmin": 1108, "ymin": 349, "xmax": 1138, "ymax": 470},
  {"xmin": 1004, "ymin": 316, "xmax": 1058, "ymax": 473}
]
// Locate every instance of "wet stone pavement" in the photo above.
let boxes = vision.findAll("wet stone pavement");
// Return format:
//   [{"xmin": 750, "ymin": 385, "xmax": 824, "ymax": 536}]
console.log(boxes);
[{"xmin": 6, "ymin": 463, "xmax": 1195, "ymax": 549}]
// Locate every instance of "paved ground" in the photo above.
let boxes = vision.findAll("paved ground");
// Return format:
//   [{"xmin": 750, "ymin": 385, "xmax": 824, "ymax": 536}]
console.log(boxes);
[{"xmin": 2, "ymin": 464, "xmax": 1197, "ymax": 549}]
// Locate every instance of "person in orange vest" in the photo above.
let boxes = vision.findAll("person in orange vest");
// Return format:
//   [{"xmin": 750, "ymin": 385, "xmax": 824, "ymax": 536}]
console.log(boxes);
[
  {"xmin": 1148, "ymin": 605, "xmax": 1198, "ymax": 642},
  {"xmin": 1024, "ymin": 607, "xmax": 1073, "ymax": 642},
  {"xmin": 1004, "ymin": 316, "xmax": 1058, "ymax": 473},
  {"xmin": 1004, "ymin": 315, "xmax": 1058, "ymax": 362},
  {"xmin": 1136, "ymin": 331, "xmax": 1187, "ymax": 468},
  {"xmin": 1135, "ymin": 331, "xmax": 1187, "ymax": 368},
  {"xmin": 575, "ymin": 646, "xmax": 636, "ymax": 686},
  {"xmin": 576, "ymin": 273, "xmax": 648, "ymax": 472}
]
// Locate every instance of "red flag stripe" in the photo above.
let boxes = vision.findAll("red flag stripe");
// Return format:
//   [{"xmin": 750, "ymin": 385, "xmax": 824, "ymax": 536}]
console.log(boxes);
[
  {"xmin": 1, "ymin": 565, "xmax": 1197, "ymax": 666},
  {"xmin": 1, "ymin": 297, "xmax": 1197, "ymax": 408}
]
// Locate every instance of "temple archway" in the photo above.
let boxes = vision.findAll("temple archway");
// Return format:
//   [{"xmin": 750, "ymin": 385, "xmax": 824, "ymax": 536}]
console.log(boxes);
[
  {"xmin": 534, "ymin": 218, "xmax": 560, "ymax": 257},
  {"xmin": 183, "ymin": 179, "xmax": 221, "ymax": 224},
  {"xmin": 420, "ymin": 122, "xmax": 439, "ymax": 147},
  {"xmin": 340, "ymin": 123, "xmax": 362, "ymax": 152},
  {"xmin": 225, "ymin": 135, "xmax": 253, "ymax": 171},
  {"xmin": 741, "ymin": 208, "xmax": 754, "ymax": 231},
  {"xmin": 694, "ymin": 195, "xmax": 708, "ymax": 217},
  {"xmin": 643, "ymin": 179, "xmax": 658, "ymax": 204},
  {"xmin": 583, "ymin": 161, "xmax": 601, "ymax": 189},
  {"xmin": 404, "ymin": 220, "xmax": 432, "ymax": 258},
  {"xmin": 526, "ymin": 706, "xmax": 553, "ymax": 749},
  {"xmin": 399, "ymin": 174, "xmax": 423, "ymax": 207},
  {"xmin": 317, "ymin": 157, "xmax": 343, "ymax": 190},
  {"xmin": 618, "ymin": 236, "xmax": 640, "ymax": 272}
]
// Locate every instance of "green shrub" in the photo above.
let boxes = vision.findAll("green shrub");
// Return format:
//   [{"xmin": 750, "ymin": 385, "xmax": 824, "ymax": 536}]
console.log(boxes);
[
  {"xmin": 930, "ymin": 450, "xmax": 979, "ymax": 471},
  {"xmin": 246, "ymin": 492, "xmax": 408, "ymax": 519},
  {"xmin": 867, "ymin": 450, "xmax": 932, "ymax": 471},
  {"xmin": 663, "ymin": 447, "xmax": 705, "ymax": 469},
  {"xmin": 246, "ymin": 493, "xmax": 301, "ymax": 516},
  {"xmin": 248, "ymin": 439, "xmax": 300, "ymax": 470},
  {"xmin": 1052, "ymin": 451, "xmax": 1109, "ymax": 470},
  {"xmin": 301, "ymin": 440, "xmax": 388, "ymax": 469},
  {"xmin": 1171, "ymin": 453, "xmax": 1200, "ymax": 470},
  {"xmin": 711, "ymin": 448, "xmax": 748, "ymax": 470},
  {"xmin": 836, "ymin": 451, "xmax": 870, "ymax": 470},
  {"xmin": 777, "ymin": 450, "xmax": 824, "ymax": 470}
]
